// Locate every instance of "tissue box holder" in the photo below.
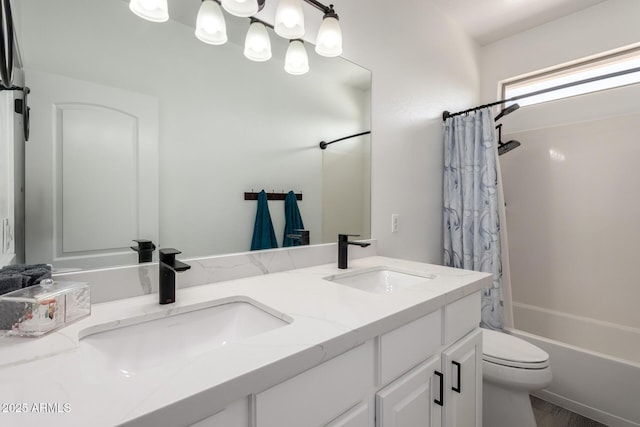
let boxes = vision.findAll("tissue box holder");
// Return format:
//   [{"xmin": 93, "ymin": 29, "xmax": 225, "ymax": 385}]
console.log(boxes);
[{"xmin": 0, "ymin": 281, "xmax": 90, "ymax": 337}]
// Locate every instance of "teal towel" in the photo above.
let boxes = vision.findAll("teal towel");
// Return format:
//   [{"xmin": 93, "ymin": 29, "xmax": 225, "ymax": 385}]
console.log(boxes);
[
  {"xmin": 283, "ymin": 191, "xmax": 305, "ymax": 247},
  {"xmin": 251, "ymin": 190, "xmax": 278, "ymax": 251}
]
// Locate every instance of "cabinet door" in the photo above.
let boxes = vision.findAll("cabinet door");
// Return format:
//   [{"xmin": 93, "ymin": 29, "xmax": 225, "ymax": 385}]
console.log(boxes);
[
  {"xmin": 376, "ymin": 355, "xmax": 442, "ymax": 427},
  {"xmin": 442, "ymin": 329, "xmax": 482, "ymax": 427},
  {"xmin": 325, "ymin": 401, "xmax": 372, "ymax": 427}
]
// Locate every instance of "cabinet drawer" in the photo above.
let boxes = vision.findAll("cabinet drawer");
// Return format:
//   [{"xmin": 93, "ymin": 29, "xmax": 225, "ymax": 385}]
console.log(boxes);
[
  {"xmin": 444, "ymin": 291, "xmax": 480, "ymax": 344},
  {"xmin": 379, "ymin": 309, "xmax": 442, "ymax": 386},
  {"xmin": 256, "ymin": 341, "xmax": 374, "ymax": 427}
]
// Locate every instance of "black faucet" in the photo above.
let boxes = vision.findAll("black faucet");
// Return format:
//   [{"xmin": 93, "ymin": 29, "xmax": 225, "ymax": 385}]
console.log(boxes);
[
  {"xmin": 286, "ymin": 229, "xmax": 310, "ymax": 246},
  {"xmin": 338, "ymin": 234, "xmax": 371, "ymax": 269},
  {"xmin": 131, "ymin": 239, "xmax": 156, "ymax": 263},
  {"xmin": 159, "ymin": 248, "xmax": 191, "ymax": 305}
]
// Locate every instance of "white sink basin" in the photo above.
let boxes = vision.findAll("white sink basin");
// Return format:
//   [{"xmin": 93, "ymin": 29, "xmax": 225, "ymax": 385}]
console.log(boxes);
[
  {"xmin": 78, "ymin": 300, "xmax": 289, "ymax": 378},
  {"xmin": 325, "ymin": 267, "xmax": 435, "ymax": 294}
]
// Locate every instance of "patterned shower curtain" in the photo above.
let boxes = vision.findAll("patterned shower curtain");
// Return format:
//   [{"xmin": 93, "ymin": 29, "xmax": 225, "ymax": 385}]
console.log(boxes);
[{"xmin": 443, "ymin": 108, "xmax": 504, "ymax": 330}]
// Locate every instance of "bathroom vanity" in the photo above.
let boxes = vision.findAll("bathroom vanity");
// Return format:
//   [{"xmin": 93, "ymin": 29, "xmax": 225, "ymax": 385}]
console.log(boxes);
[{"xmin": 0, "ymin": 256, "xmax": 490, "ymax": 427}]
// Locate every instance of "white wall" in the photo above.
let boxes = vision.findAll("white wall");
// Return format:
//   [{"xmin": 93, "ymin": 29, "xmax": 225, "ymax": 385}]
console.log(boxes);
[{"xmin": 335, "ymin": 0, "xmax": 480, "ymax": 263}]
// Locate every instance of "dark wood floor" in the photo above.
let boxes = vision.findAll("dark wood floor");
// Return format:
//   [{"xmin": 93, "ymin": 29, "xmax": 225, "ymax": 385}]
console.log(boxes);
[{"xmin": 531, "ymin": 396, "xmax": 608, "ymax": 427}]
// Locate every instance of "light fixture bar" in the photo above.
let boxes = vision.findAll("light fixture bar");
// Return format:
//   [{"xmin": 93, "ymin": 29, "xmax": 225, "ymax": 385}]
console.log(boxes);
[
  {"xmin": 301, "ymin": 0, "xmax": 332, "ymax": 14},
  {"xmin": 250, "ymin": 16, "xmax": 274, "ymax": 30}
]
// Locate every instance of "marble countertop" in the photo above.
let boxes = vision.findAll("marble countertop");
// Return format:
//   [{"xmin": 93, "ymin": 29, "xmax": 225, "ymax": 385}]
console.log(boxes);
[{"xmin": 0, "ymin": 256, "xmax": 491, "ymax": 427}]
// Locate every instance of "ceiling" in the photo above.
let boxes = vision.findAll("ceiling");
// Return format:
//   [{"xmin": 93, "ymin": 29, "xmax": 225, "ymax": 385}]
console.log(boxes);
[{"xmin": 431, "ymin": 0, "xmax": 607, "ymax": 46}]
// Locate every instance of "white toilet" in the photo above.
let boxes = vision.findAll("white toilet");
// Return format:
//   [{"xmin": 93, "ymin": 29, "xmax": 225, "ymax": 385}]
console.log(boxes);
[{"xmin": 482, "ymin": 328, "xmax": 552, "ymax": 427}]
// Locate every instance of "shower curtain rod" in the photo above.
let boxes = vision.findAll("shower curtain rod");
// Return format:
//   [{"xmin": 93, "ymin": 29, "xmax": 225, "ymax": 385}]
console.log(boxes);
[
  {"xmin": 442, "ymin": 65, "xmax": 640, "ymax": 121},
  {"xmin": 319, "ymin": 130, "xmax": 371, "ymax": 150}
]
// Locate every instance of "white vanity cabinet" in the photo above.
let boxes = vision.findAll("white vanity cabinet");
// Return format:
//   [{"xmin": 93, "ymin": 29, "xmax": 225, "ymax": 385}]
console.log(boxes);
[
  {"xmin": 441, "ymin": 329, "xmax": 482, "ymax": 427},
  {"xmin": 375, "ymin": 291, "xmax": 482, "ymax": 427},
  {"xmin": 251, "ymin": 291, "xmax": 482, "ymax": 427}
]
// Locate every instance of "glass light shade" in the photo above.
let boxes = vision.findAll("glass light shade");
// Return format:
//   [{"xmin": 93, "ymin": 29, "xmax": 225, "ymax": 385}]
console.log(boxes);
[
  {"xmin": 221, "ymin": 0, "xmax": 259, "ymax": 18},
  {"xmin": 285, "ymin": 40, "xmax": 309, "ymax": 75},
  {"xmin": 244, "ymin": 22, "xmax": 272, "ymax": 62},
  {"xmin": 315, "ymin": 16, "xmax": 342, "ymax": 57},
  {"xmin": 275, "ymin": 0, "xmax": 305, "ymax": 39},
  {"xmin": 129, "ymin": 0, "xmax": 169, "ymax": 22},
  {"xmin": 195, "ymin": 0, "xmax": 228, "ymax": 45}
]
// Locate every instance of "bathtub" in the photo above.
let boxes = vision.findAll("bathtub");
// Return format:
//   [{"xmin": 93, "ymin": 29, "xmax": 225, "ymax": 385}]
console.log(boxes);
[{"xmin": 507, "ymin": 302, "xmax": 640, "ymax": 427}]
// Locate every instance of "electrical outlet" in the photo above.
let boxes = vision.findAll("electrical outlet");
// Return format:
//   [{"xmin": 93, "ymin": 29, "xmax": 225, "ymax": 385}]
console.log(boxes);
[{"xmin": 391, "ymin": 214, "xmax": 399, "ymax": 233}]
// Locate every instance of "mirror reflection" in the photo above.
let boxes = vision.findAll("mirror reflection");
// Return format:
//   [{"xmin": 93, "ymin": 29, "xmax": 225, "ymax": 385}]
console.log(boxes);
[{"xmin": 18, "ymin": 0, "xmax": 371, "ymax": 270}]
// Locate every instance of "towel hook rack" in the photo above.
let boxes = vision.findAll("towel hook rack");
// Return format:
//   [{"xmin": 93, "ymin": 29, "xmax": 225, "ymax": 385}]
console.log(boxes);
[{"xmin": 244, "ymin": 190, "xmax": 302, "ymax": 201}]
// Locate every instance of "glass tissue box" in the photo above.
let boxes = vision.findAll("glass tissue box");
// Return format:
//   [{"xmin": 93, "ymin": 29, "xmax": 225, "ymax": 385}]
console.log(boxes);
[{"xmin": 0, "ymin": 281, "xmax": 91, "ymax": 337}]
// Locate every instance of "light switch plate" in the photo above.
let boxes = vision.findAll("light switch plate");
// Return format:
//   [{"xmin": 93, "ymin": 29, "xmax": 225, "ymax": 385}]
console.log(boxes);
[{"xmin": 391, "ymin": 214, "xmax": 399, "ymax": 233}]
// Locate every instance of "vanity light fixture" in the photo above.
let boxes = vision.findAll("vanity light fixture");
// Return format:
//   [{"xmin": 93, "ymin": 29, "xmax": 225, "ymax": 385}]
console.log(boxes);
[
  {"xmin": 221, "ymin": 0, "xmax": 260, "ymax": 18},
  {"xmin": 315, "ymin": 5, "xmax": 341, "ymax": 57},
  {"xmin": 284, "ymin": 39, "xmax": 309, "ymax": 75},
  {"xmin": 128, "ymin": 0, "xmax": 169, "ymax": 23},
  {"xmin": 195, "ymin": 0, "xmax": 228, "ymax": 45},
  {"xmin": 274, "ymin": 0, "xmax": 305, "ymax": 39},
  {"xmin": 244, "ymin": 19, "xmax": 272, "ymax": 62},
  {"xmin": 129, "ymin": 0, "xmax": 343, "ymax": 74}
]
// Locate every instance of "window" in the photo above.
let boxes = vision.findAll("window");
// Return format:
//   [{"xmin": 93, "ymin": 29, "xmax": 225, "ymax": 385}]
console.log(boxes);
[{"xmin": 501, "ymin": 45, "xmax": 640, "ymax": 107}]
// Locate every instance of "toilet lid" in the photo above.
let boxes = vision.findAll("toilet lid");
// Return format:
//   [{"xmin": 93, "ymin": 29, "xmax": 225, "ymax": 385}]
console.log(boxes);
[{"xmin": 482, "ymin": 329, "xmax": 549, "ymax": 369}]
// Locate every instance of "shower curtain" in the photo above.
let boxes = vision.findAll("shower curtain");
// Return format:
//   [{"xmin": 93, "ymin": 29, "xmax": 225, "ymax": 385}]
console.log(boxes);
[{"xmin": 443, "ymin": 107, "xmax": 511, "ymax": 330}]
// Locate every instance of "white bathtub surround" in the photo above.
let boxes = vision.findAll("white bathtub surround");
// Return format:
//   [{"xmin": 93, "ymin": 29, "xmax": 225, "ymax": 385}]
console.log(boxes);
[
  {"xmin": 497, "ymin": 112, "xmax": 640, "ymax": 427},
  {"xmin": 0, "ymin": 256, "xmax": 490, "ymax": 427},
  {"xmin": 54, "ymin": 241, "xmax": 377, "ymax": 304},
  {"xmin": 513, "ymin": 302, "xmax": 640, "ymax": 365}
]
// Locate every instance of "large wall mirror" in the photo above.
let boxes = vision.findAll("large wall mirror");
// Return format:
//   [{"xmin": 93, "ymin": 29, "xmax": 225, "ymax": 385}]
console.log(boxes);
[{"xmin": 16, "ymin": 0, "xmax": 371, "ymax": 270}]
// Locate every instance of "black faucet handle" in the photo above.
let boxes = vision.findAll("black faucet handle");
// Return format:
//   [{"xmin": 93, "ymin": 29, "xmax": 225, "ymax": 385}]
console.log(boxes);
[
  {"xmin": 159, "ymin": 248, "xmax": 182, "ymax": 262},
  {"xmin": 171, "ymin": 260, "xmax": 191, "ymax": 272},
  {"xmin": 338, "ymin": 233, "xmax": 360, "ymax": 242},
  {"xmin": 131, "ymin": 239, "xmax": 156, "ymax": 263},
  {"xmin": 132, "ymin": 239, "xmax": 156, "ymax": 251},
  {"xmin": 133, "ymin": 239, "xmax": 156, "ymax": 249},
  {"xmin": 159, "ymin": 248, "xmax": 191, "ymax": 272}
]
